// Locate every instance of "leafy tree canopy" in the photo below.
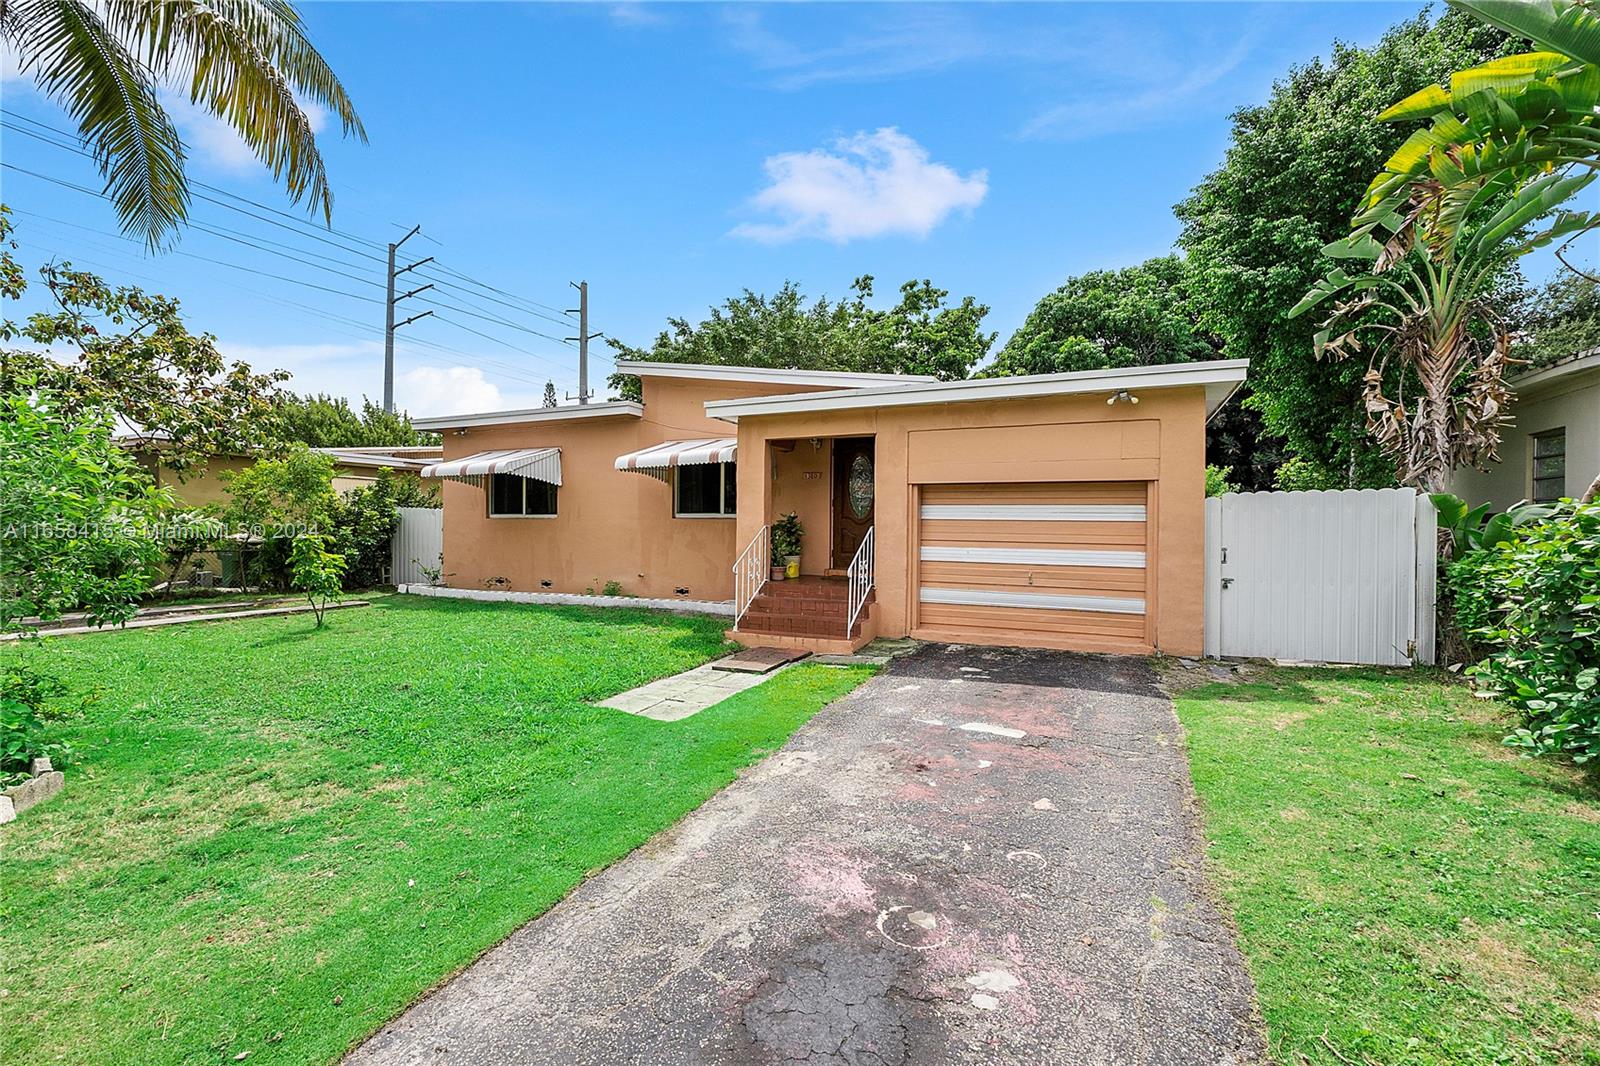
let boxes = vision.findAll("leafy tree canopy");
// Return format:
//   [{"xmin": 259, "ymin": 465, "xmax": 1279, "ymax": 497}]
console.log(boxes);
[
  {"xmin": 984, "ymin": 255, "xmax": 1281, "ymax": 489},
  {"xmin": 1513, "ymin": 272, "xmax": 1600, "ymax": 370},
  {"xmin": 607, "ymin": 276, "xmax": 994, "ymax": 400},
  {"xmin": 1175, "ymin": 8, "xmax": 1513, "ymax": 488},
  {"xmin": 0, "ymin": 391, "xmax": 167, "ymax": 628},
  {"xmin": 272, "ymin": 392, "xmax": 437, "ymax": 449},
  {"xmin": 985, "ymin": 256, "xmax": 1217, "ymax": 376},
  {"xmin": 0, "ymin": 210, "xmax": 289, "ymax": 473}
]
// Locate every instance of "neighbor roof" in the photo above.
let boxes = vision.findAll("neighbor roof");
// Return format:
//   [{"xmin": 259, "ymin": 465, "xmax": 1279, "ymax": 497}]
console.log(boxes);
[
  {"xmin": 317, "ymin": 446, "xmax": 441, "ymax": 471},
  {"xmin": 411, "ymin": 400, "xmax": 644, "ymax": 431},
  {"xmin": 614, "ymin": 360, "xmax": 939, "ymax": 389},
  {"xmin": 704, "ymin": 359, "xmax": 1251, "ymax": 422},
  {"xmin": 1510, "ymin": 347, "xmax": 1600, "ymax": 400}
]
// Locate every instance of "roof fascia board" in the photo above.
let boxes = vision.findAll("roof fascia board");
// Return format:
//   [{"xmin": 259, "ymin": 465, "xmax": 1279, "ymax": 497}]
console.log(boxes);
[
  {"xmin": 413, "ymin": 401, "xmax": 644, "ymax": 431},
  {"xmin": 704, "ymin": 360, "xmax": 1251, "ymax": 422}
]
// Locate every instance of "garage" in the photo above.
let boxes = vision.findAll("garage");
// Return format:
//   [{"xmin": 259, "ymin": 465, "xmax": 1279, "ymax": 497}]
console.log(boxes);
[
  {"xmin": 705, "ymin": 359, "xmax": 1247, "ymax": 658},
  {"xmin": 915, "ymin": 481, "xmax": 1151, "ymax": 653}
]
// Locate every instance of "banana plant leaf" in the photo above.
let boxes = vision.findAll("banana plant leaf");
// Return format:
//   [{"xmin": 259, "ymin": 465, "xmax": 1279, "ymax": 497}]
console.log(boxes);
[{"xmin": 1452, "ymin": 0, "xmax": 1600, "ymax": 69}]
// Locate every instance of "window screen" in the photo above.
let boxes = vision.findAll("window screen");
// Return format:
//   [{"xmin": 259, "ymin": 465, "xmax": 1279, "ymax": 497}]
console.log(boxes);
[
  {"xmin": 1532, "ymin": 429, "xmax": 1566, "ymax": 503},
  {"xmin": 489, "ymin": 474, "xmax": 557, "ymax": 516},
  {"xmin": 675, "ymin": 463, "xmax": 734, "ymax": 516}
]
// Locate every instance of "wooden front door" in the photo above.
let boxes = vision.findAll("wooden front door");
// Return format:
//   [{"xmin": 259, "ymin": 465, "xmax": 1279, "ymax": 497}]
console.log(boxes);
[{"xmin": 832, "ymin": 437, "xmax": 875, "ymax": 567}]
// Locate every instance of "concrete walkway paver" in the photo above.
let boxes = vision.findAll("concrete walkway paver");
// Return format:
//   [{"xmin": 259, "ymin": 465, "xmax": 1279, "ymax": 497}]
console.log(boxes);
[
  {"xmin": 597, "ymin": 661, "xmax": 793, "ymax": 722},
  {"xmin": 351, "ymin": 644, "xmax": 1266, "ymax": 1065}
]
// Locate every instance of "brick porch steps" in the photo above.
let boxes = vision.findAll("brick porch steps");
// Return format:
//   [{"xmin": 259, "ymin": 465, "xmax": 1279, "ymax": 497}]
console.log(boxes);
[{"xmin": 737, "ymin": 576, "xmax": 873, "ymax": 641}]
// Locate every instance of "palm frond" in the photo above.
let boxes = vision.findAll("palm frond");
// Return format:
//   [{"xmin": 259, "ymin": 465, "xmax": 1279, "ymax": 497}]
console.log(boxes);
[
  {"xmin": 100, "ymin": 0, "xmax": 365, "ymax": 225},
  {"xmin": 2, "ymin": 0, "xmax": 188, "ymax": 248}
]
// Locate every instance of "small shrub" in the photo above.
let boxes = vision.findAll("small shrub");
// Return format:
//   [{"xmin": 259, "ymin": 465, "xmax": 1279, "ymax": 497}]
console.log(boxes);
[
  {"xmin": 415, "ymin": 555, "xmax": 444, "ymax": 585},
  {"xmin": 602, "ymin": 580, "xmax": 624, "ymax": 597},
  {"xmin": 1273, "ymin": 456, "xmax": 1345, "ymax": 492},
  {"xmin": 1449, "ymin": 500, "xmax": 1600, "ymax": 763},
  {"xmin": 1, "ymin": 662, "xmax": 74, "ymax": 786},
  {"xmin": 290, "ymin": 532, "xmax": 346, "ymax": 628},
  {"xmin": 1205, "ymin": 464, "xmax": 1238, "ymax": 497}
]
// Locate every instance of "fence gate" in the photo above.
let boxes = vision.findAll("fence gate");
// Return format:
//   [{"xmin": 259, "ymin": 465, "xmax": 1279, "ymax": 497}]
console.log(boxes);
[
  {"xmin": 391, "ymin": 506, "xmax": 444, "ymax": 586},
  {"xmin": 1203, "ymin": 489, "xmax": 1436, "ymax": 666}
]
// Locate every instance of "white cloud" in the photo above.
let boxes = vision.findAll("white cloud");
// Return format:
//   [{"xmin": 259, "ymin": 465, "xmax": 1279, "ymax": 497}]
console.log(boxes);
[
  {"xmin": 160, "ymin": 92, "xmax": 329, "ymax": 173},
  {"xmin": 608, "ymin": 3, "xmax": 668, "ymax": 28},
  {"xmin": 731, "ymin": 128, "xmax": 987, "ymax": 244},
  {"xmin": 398, "ymin": 366, "xmax": 504, "ymax": 417},
  {"xmin": 1018, "ymin": 35, "xmax": 1258, "ymax": 141}
]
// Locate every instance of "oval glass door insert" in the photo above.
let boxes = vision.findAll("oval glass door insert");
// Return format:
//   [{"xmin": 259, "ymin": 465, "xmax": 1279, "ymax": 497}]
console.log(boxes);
[{"xmin": 849, "ymin": 454, "xmax": 874, "ymax": 518}]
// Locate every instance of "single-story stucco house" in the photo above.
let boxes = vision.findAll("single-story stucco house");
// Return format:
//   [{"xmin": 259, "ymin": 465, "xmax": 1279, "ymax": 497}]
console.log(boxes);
[
  {"xmin": 1448, "ymin": 347, "xmax": 1599, "ymax": 510},
  {"xmin": 414, "ymin": 358, "xmax": 1249, "ymax": 657}
]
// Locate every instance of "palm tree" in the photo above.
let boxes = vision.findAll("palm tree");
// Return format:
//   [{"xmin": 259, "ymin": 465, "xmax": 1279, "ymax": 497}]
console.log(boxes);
[
  {"xmin": 1290, "ymin": 168, "xmax": 1595, "ymax": 494},
  {"xmin": 0, "ymin": 0, "xmax": 364, "ymax": 248}
]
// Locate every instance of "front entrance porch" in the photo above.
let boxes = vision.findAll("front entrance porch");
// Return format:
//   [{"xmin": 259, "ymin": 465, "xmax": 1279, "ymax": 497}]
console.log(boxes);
[{"xmin": 730, "ymin": 435, "xmax": 878, "ymax": 653}]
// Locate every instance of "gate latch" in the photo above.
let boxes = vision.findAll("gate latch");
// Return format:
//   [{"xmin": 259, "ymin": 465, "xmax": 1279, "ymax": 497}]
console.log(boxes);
[{"xmin": 1220, "ymin": 577, "xmax": 1234, "ymax": 589}]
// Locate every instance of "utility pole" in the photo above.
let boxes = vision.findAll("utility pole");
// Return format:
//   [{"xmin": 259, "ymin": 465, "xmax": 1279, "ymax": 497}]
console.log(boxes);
[
  {"xmin": 383, "ymin": 225, "xmax": 436, "ymax": 413},
  {"xmin": 566, "ymin": 280, "xmax": 603, "ymax": 405}
]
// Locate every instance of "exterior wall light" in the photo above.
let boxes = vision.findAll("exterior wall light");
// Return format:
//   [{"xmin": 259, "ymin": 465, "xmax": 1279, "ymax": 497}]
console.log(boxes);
[{"xmin": 1107, "ymin": 390, "xmax": 1139, "ymax": 406}]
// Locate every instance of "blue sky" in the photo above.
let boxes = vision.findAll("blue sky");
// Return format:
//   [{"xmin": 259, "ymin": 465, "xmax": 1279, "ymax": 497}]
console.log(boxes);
[{"xmin": 0, "ymin": 1, "xmax": 1487, "ymax": 416}]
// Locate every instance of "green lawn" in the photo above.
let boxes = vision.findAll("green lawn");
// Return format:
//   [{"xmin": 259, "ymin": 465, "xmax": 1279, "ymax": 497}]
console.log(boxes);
[
  {"xmin": 1172, "ymin": 666, "xmax": 1600, "ymax": 1066},
  {"xmin": 0, "ymin": 595, "xmax": 874, "ymax": 1066}
]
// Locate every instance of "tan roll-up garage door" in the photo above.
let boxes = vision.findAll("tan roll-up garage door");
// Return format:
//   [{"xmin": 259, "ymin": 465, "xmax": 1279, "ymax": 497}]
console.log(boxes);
[{"xmin": 915, "ymin": 482, "xmax": 1151, "ymax": 653}]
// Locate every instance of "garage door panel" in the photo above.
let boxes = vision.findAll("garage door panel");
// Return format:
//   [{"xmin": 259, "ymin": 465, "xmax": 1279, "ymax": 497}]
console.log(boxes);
[
  {"xmin": 924, "ymin": 481, "xmax": 1146, "ymax": 505},
  {"xmin": 919, "ymin": 519, "xmax": 1146, "ymax": 549},
  {"xmin": 917, "ymin": 603, "xmax": 1148, "ymax": 640},
  {"xmin": 917, "ymin": 481, "xmax": 1151, "ymax": 652},
  {"xmin": 918, "ymin": 561, "xmax": 1146, "ymax": 595}
]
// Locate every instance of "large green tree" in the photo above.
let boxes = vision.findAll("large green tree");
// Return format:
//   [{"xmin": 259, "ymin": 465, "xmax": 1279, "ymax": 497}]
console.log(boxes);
[
  {"xmin": 1176, "ymin": 8, "xmax": 1514, "ymax": 488},
  {"xmin": 607, "ymin": 276, "xmax": 994, "ymax": 400},
  {"xmin": 985, "ymin": 256, "xmax": 1216, "ymax": 376},
  {"xmin": 1515, "ymin": 272, "xmax": 1600, "ymax": 369},
  {"xmin": 0, "ymin": 0, "xmax": 364, "ymax": 247},
  {"xmin": 0, "ymin": 210, "xmax": 289, "ymax": 472},
  {"xmin": 984, "ymin": 255, "xmax": 1279, "ymax": 488},
  {"xmin": 272, "ymin": 392, "xmax": 437, "ymax": 449}
]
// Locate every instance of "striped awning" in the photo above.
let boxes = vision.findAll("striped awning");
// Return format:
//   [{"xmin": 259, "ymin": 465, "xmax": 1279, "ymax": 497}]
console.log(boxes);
[
  {"xmin": 614, "ymin": 438, "xmax": 736, "ymax": 483},
  {"xmin": 420, "ymin": 447, "xmax": 561, "ymax": 487}
]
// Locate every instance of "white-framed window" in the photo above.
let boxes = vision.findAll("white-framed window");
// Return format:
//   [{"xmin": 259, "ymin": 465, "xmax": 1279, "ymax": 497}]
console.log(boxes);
[
  {"xmin": 1532, "ymin": 428, "xmax": 1566, "ymax": 503},
  {"xmin": 674, "ymin": 462, "xmax": 736, "ymax": 517},
  {"xmin": 488, "ymin": 473, "xmax": 557, "ymax": 517}
]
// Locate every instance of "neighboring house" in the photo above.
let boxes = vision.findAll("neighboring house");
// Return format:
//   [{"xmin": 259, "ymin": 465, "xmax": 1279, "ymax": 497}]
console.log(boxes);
[
  {"xmin": 417, "ymin": 359, "xmax": 1247, "ymax": 658},
  {"xmin": 1449, "ymin": 348, "xmax": 1599, "ymax": 509},
  {"xmin": 315, "ymin": 446, "xmax": 443, "ymax": 495},
  {"xmin": 120, "ymin": 435, "xmax": 253, "ymax": 509},
  {"xmin": 120, "ymin": 437, "xmax": 443, "ymax": 507}
]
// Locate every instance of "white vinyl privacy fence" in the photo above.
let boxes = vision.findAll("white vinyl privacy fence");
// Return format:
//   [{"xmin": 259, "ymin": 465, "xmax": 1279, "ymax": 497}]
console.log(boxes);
[
  {"xmin": 1204, "ymin": 488, "xmax": 1436, "ymax": 666},
  {"xmin": 391, "ymin": 506, "xmax": 444, "ymax": 586}
]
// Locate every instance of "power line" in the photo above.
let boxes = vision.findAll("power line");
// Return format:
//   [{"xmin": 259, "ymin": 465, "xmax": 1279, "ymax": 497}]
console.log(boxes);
[
  {"xmin": 11, "ymin": 212, "xmax": 584, "ymax": 384},
  {"xmin": 3, "ymin": 119, "xmax": 614, "ymax": 381},
  {"xmin": 9, "ymin": 231, "xmax": 560, "ymax": 392},
  {"xmin": 3, "ymin": 115, "xmax": 596, "ymax": 332}
]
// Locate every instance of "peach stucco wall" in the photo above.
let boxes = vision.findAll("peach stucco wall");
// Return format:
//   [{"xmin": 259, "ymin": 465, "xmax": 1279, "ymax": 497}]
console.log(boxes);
[
  {"xmin": 734, "ymin": 387, "xmax": 1210, "ymax": 657},
  {"xmin": 438, "ymin": 376, "xmax": 832, "ymax": 600}
]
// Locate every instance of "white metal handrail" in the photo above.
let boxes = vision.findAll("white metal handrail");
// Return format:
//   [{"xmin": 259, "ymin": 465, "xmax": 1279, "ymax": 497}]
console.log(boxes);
[
  {"xmin": 732, "ymin": 524, "xmax": 770, "ymax": 625},
  {"xmin": 846, "ymin": 525, "xmax": 875, "ymax": 633}
]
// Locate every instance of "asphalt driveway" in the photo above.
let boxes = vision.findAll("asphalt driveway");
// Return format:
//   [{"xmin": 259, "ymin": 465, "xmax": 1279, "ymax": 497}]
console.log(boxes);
[{"xmin": 347, "ymin": 644, "xmax": 1265, "ymax": 1065}]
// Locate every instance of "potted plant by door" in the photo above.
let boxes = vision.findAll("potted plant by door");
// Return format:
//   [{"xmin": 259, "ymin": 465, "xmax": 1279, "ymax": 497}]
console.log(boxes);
[{"xmin": 772, "ymin": 512, "xmax": 803, "ymax": 581}]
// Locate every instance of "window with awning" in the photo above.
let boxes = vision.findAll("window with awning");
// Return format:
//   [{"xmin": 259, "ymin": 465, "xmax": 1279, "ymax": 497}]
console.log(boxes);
[
  {"xmin": 613, "ymin": 438, "xmax": 736, "ymax": 483},
  {"xmin": 420, "ymin": 448, "xmax": 562, "ymax": 487}
]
